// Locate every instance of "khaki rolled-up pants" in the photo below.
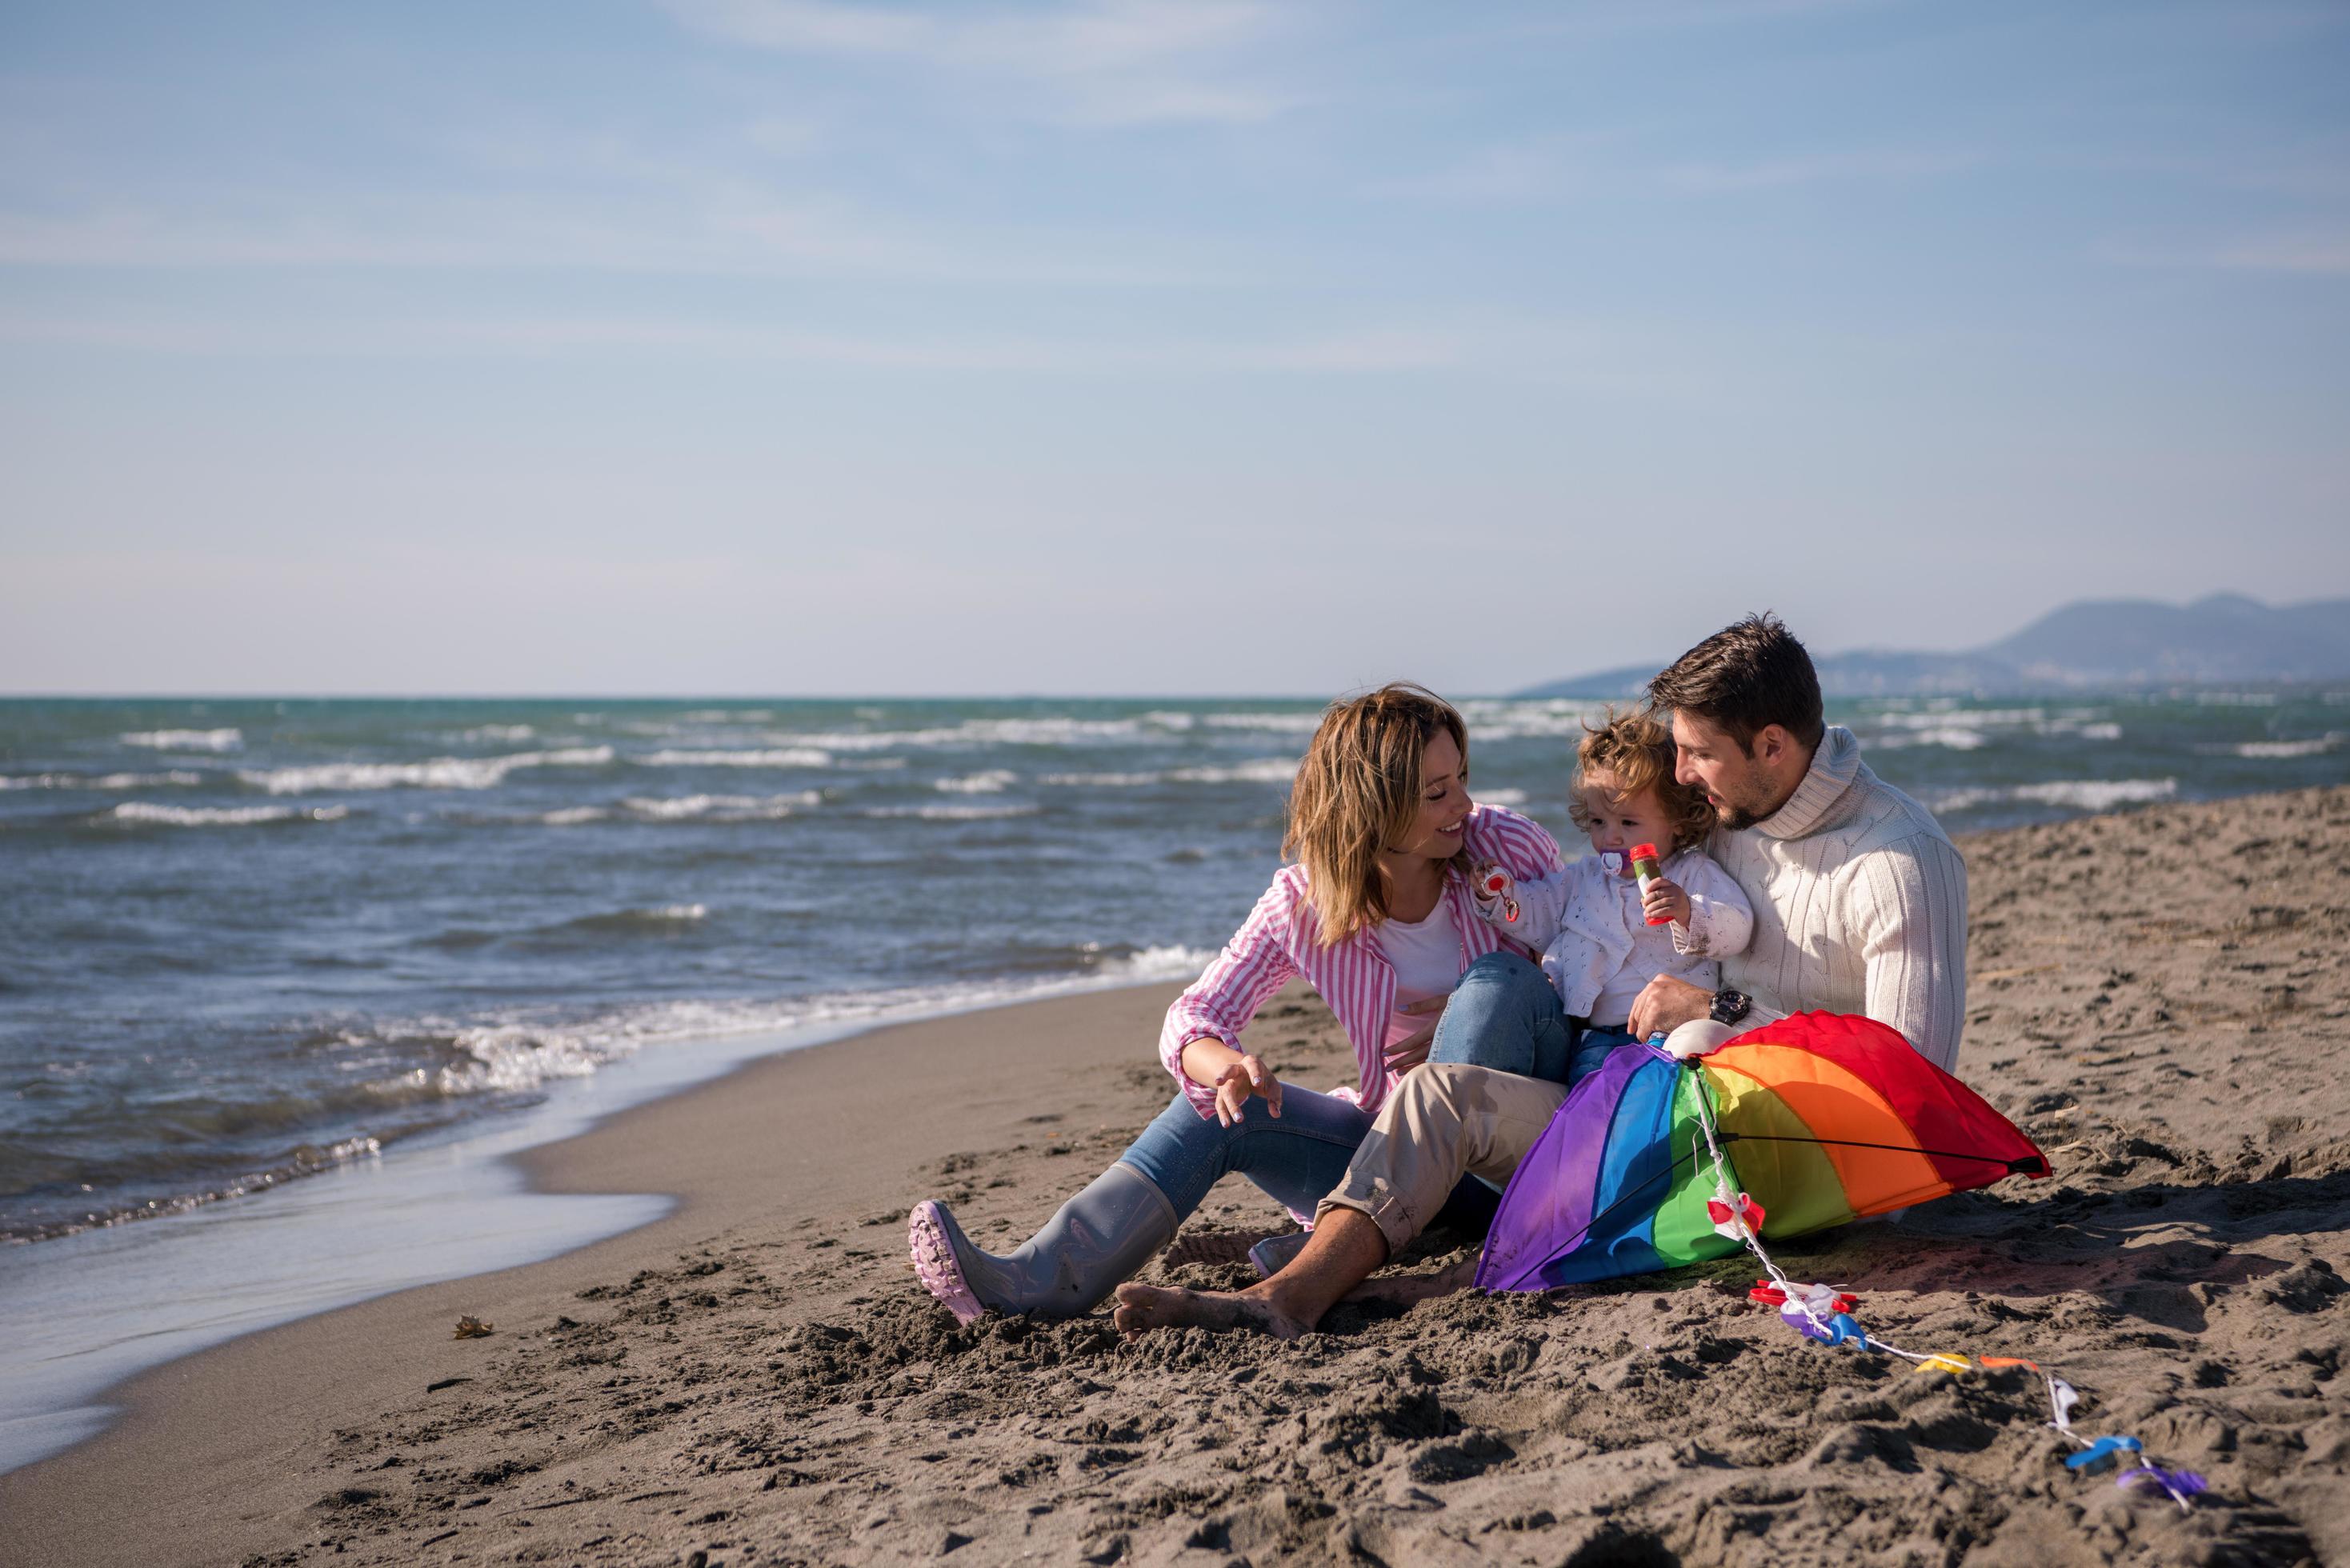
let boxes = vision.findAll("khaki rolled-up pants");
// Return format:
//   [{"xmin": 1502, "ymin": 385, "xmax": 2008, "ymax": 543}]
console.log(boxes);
[{"xmin": 1315, "ymin": 1062, "xmax": 1569, "ymax": 1256}]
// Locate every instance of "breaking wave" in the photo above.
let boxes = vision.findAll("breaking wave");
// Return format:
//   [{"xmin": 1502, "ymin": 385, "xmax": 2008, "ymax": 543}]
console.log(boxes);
[
  {"xmin": 636, "ymin": 748, "xmax": 834, "ymax": 769},
  {"xmin": 2, "ymin": 770, "xmax": 205, "ymax": 791},
  {"xmin": 1864, "ymin": 707, "xmax": 2123, "ymax": 750},
  {"xmin": 350, "ymin": 946, "xmax": 1219, "ymax": 1103},
  {"xmin": 859, "ymin": 803, "xmax": 1039, "ymax": 820},
  {"xmin": 935, "ymin": 770, "xmax": 1018, "ymax": 794},
  {"xmin": 239, "ymin": 746, "xmax": 614, "ymax": 795},
  {"xmin": 619, "ymin": 791, "xmax": 819, "ymax": 822},
  {"xmin": 2228, "ymin": 734, "xmax": 2344, "ymax": 759},
  {"xmin": 749, "ymin": 718, "xmax": 1148, "ymax": 753},
  {"xmin": 1039, "ymin": 758, "xmax": 1298, "ymax": 788},
  {"xmin": 119, "ymin": 728, "xmax": 242, "ymax": 752},
  {"xmin": 109, "ymin": 802, "xmax": 350, "ymax": 828},
  {"xmin": 1933, "ymin": 778, "xmax": 2178, "ymax": 815}
]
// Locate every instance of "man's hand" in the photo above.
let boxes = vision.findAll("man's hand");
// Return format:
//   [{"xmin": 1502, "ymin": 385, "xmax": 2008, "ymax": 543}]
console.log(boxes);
[
  {"xmin": 1383, "ymin": 994, "xmax": 1450, "ymax": 1072},
  {"xmin": 1641, "ymin": 875, "xmax": 1691, "ymax": 927},
  {"xmin": 1211, "ymin": 1054, "xmax": 1283, "ymax": 1126},
  {"xmin": 1627, "ymin": 974, "xmax": 1712, "ymax": 1041}
]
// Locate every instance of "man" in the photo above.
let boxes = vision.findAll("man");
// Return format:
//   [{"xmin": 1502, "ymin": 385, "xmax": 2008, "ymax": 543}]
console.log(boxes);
[{"xmin": 1114, "ymin": 614, "xmax": 1968, "ymax": 1341}]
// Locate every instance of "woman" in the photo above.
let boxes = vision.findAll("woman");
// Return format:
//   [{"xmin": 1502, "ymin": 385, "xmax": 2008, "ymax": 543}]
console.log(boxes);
[{"xmin": 909, "ymin": 683, "xmax": 1577, "ymax": 1323}]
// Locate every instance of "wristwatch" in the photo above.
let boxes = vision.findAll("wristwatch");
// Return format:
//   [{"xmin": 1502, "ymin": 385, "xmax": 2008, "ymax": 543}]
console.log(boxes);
[{"xmin": 1709, "ymin": 988, "xmax": 1752, "ymax": 1027}]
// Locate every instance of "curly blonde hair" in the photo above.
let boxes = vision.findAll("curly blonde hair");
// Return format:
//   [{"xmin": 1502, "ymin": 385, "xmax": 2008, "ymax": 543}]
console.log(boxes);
[
  {"xmin": 1283, "ymin": 683, "xmax": 1469, "ymax": 946},
  {"xmin": 1566, "ymin": 706, "xmax": 1712, "ymax": 853}
]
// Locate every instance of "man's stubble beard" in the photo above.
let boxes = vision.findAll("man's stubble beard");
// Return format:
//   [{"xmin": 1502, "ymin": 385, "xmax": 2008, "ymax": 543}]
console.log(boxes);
[{"xmin": 1710, "ymin": 758, "xmax": 1775, "ymax": 831}]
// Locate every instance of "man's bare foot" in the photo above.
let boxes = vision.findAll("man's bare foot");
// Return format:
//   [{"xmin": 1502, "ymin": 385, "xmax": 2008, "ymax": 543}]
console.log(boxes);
[{"xmin": 1111, "ymin": 1282, "xmax": 1311, "ymax": 1340}]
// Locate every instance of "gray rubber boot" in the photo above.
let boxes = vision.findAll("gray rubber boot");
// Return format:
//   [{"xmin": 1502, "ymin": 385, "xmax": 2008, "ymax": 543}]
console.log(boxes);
[
  {"xmin": 1247, "ymin": 1230, "xmax": 1311, "ymax": 1279},
  {"xmin": 909, "ymin": 1162, "xmax": 1179, "ymax": 1324}
]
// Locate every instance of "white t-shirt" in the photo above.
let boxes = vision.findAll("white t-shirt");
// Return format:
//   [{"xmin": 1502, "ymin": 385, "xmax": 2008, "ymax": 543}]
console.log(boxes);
[{"xmin": 1375, "ymin": 900, "xmax": 1460, "ymax": 1046}]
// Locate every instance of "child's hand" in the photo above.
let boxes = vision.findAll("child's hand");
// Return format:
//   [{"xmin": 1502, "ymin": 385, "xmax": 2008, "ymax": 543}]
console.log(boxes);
[
  {"xmin": 1642, "ymin": 875, "xmax": 1692, "ymax": 926},
  {"xmin": 1467, "ymin": 863, "xmax": 1520, "ymax": 926},
  {"xmin": 1211, "ymin": 1054, "xmax": 1283, "ymax": 1126}
]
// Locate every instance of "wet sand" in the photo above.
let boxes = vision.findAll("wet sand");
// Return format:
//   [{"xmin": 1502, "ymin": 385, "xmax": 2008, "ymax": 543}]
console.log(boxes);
[{"xmin": 6, "ymin": 786, "xmax": 2348, "ymax": 1566}]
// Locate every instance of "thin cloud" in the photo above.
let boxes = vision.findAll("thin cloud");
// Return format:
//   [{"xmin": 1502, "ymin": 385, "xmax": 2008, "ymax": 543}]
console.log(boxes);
[
  {"xmin": 0, "ymin": 310, "xmax": 1471, "ymax": 374},
  {"xmin": 1659, "ymin": 148, "xmax": 1980, "ymax": 192},
  {"xmin": 0, "ymin": 197, "xmax": 1235, "ymax": 287},
  {"xmin": 2212, "ymin": 235, "xmax": 2350, "ymax": 275},
  {"xmin": 1377, "ymin": 141, "xmax": 1974, "ymax": 205},
  {"xmin": 2099, "ymin": 234, "xmax": 2350, "ymax": 276},
  {"xmin": 663, "ymin": 0, "xmax": 1271, "ymax": 71},
  {"xmin": 1503, "ymin": 0, "xmax": 1901, "ymax": 41},
  {"xmin": 1374, "ymin": 142, "xmax": 1578, "ymax": 205},
  {"xmin": 658, "ymin": 0, "xmax": 1303, "ymax": 125}
]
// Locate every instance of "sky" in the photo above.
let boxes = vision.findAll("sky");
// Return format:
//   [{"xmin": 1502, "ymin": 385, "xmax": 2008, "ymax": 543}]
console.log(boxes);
[{"xmin": 2, "ymin": 0, "xmax": 2345, "ymax": 696}]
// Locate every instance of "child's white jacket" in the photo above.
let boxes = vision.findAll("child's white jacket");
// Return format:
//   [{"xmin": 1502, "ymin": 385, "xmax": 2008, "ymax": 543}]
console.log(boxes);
[{"xmin": 1473, "ymin": 847, "xmax": 1754, "ymax": 1026}]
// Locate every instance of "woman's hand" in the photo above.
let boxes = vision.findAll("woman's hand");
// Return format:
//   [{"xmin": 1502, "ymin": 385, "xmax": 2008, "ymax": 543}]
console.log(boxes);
[
  {"xmin": 1383, "ymin": 994, "xmax": 1451, "ymax": 1073},
  {"xmin": 1181, "ymin": 1038, "xmax": 1283, "ymax": 1126},
  {"xmin": 1211, "ymin": 1054, "xmax": 1283, "ymax": 1126},
  {"xmin": 1641, "ymin": 875, "xmax": 1692, "ymax": 926}
]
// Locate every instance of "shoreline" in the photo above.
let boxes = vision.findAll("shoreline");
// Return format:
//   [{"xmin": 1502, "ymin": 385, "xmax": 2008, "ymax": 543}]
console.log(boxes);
[
  {"xmin": 0, "ymin": 969, "xmax": 1199, "ymax": 1481},
  {"xmin": 0, "ymin": 978, "xmax": 1194, "ymax": 1566},
  {"xmin": 6, "ymin": 786, "xmax": 2350, "ymax": 1565}
]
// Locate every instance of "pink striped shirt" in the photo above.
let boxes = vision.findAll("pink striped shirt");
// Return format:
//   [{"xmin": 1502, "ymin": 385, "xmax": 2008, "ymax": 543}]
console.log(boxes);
[{"xmin": 1159, "ymin": 802, "xmax": 1567, "ymax": 1119}]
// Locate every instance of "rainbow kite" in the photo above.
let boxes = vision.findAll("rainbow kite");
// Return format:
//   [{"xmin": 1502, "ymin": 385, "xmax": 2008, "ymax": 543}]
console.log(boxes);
[{"xmin": 1475, "ymin": 1012, "xmax": 2051, "ymax": 1293}]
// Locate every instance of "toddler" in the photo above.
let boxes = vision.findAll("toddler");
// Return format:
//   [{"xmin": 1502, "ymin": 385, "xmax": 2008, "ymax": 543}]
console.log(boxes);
[{"xmin": 1473, "ymin": 709, "xmax": 1753, "ymax": 1079}]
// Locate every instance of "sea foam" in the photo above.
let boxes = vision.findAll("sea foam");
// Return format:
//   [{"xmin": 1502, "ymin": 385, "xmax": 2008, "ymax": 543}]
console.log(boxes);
[
  {"xmin": 935, "ymin": 770, "xmax": 1018, "ymax": 794},
  {"xmin": 1456, "ymin": 700, "xmax": 1614, "ymax": 742},
  {"xmin": 2231, "ymin": 735, "xmax": 2344, "ymax": 758},
  {"xmin": 119, "ymin": 728, "xmax": 242, "ymax": 752},
  {"xmin": 381, "ymin": 946, "xmax": 1217, "ymax": 1102},
  {"xmin": 769, "ymin": 718, "xmax": 1145, "ymax": 752},
  {"xmin": 1039, "ymin": 758, "xmax": 1297, "ymax": 787},
  {"xmin": 240, "ymin": 746, "xmax": 614, "ymax": 795},
  {"xmin": 637, "ymin": 748, "xmax": 834, "ymax": 769},
  {"xmin": 859, "ymin": 803, "xmax": 1039, "ymax": 820},
  {"xmin": 110, "ymin": 802, "xmax": 350, "ymax": 827},
  {"xmin": 2, "ymin": 770, "xmax": 205, "ymax": 791},
  {"xmin": 1935, "ymin": 778, "xmax": 2178, "ymax": 814},
  {"xmin": 619, "ymin": 791, "xmax": 819, "ymax": 822}
]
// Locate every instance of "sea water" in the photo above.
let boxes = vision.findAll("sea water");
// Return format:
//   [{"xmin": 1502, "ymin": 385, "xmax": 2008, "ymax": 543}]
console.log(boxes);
[{"xmin": 2, "ymin": 691, "xmax": 2344, "ymax": 1470}]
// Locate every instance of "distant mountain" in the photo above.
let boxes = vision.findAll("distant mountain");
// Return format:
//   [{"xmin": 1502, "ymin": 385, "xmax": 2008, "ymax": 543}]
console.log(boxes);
[{"xmin": 1516, "ymin": 594, "xmax": 2350, "ymax": 699}]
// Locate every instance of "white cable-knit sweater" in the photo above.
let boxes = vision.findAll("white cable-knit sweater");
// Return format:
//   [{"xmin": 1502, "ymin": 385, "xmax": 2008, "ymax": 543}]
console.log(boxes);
[{"xmin": 1705, "ymin": 726, "xmax": 1969, "ymax": 1070}]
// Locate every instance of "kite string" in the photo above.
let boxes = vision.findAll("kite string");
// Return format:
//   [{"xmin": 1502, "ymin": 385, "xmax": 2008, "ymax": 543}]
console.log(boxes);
[{"xmin": 1678, "ymin": 1064, "xmax": 2195, "ymax": 1512}]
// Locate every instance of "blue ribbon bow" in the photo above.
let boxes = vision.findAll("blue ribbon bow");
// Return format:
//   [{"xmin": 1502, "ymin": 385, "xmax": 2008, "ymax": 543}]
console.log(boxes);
[{"xmin": 2064, "ymin": 1435, "xmax": 2144, "ymax": 1470}]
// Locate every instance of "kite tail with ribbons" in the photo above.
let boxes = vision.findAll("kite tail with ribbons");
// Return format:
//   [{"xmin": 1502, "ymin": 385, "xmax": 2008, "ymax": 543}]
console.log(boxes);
[
  {"xmin": 1471, "ymin": 1012, "xmax": 2204, "ymax": 1510},
  {"xmin": 1676, "ymin": 1038, "xmax": 2206, "ymax": 1511}
]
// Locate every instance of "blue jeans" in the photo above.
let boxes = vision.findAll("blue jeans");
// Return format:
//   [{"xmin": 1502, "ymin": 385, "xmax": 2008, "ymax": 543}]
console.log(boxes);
[
  {"xmin": 1567, "ymin": 1025, "xmax": 1643, "ymax": 1086},
  {"xmin": 1119, "ymin": 1082, "xmax": 1377, "ymax": 1222},
  {"xmin": 1118, "ymin": 967, "xmax": 1560, "ymax": 1224},
  {"xmin": 1427, "ymin": 950, "xmax": 1576, "ymax": 1085}
]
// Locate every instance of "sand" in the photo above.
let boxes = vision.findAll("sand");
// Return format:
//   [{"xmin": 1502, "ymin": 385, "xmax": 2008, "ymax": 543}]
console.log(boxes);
[{"xmin": 5, "ymin": 786, "xmax": 2348, "ymax": 1567}]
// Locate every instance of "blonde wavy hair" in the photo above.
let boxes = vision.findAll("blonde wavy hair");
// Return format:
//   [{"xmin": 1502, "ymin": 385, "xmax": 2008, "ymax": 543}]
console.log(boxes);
[
  {"xmin": 1283, "ymin": 683, "xmax": 1469, "ymax": 946},
  {"xmin": 1567, "ymin": 706, "xmax": 1713, "ymax": 853}
]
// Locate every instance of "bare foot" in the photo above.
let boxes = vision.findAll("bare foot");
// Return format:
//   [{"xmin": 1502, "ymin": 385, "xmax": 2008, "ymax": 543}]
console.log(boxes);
[{"xmin": 1111, "ymin": 1282, "xmax": 1310, "ymax": 1340}]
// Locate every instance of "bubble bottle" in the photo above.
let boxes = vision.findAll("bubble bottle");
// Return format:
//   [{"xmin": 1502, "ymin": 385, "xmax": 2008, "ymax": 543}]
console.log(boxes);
[{"xmin": 1629, "ymin": 842, "xmax": 1669, "ymax": 926}]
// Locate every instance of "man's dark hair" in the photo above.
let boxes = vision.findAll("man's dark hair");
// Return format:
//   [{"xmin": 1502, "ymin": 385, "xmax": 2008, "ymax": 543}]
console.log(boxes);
[{"xmin": 1647, "ymin": 613, "xmax": 1825, "ymax": 754}]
